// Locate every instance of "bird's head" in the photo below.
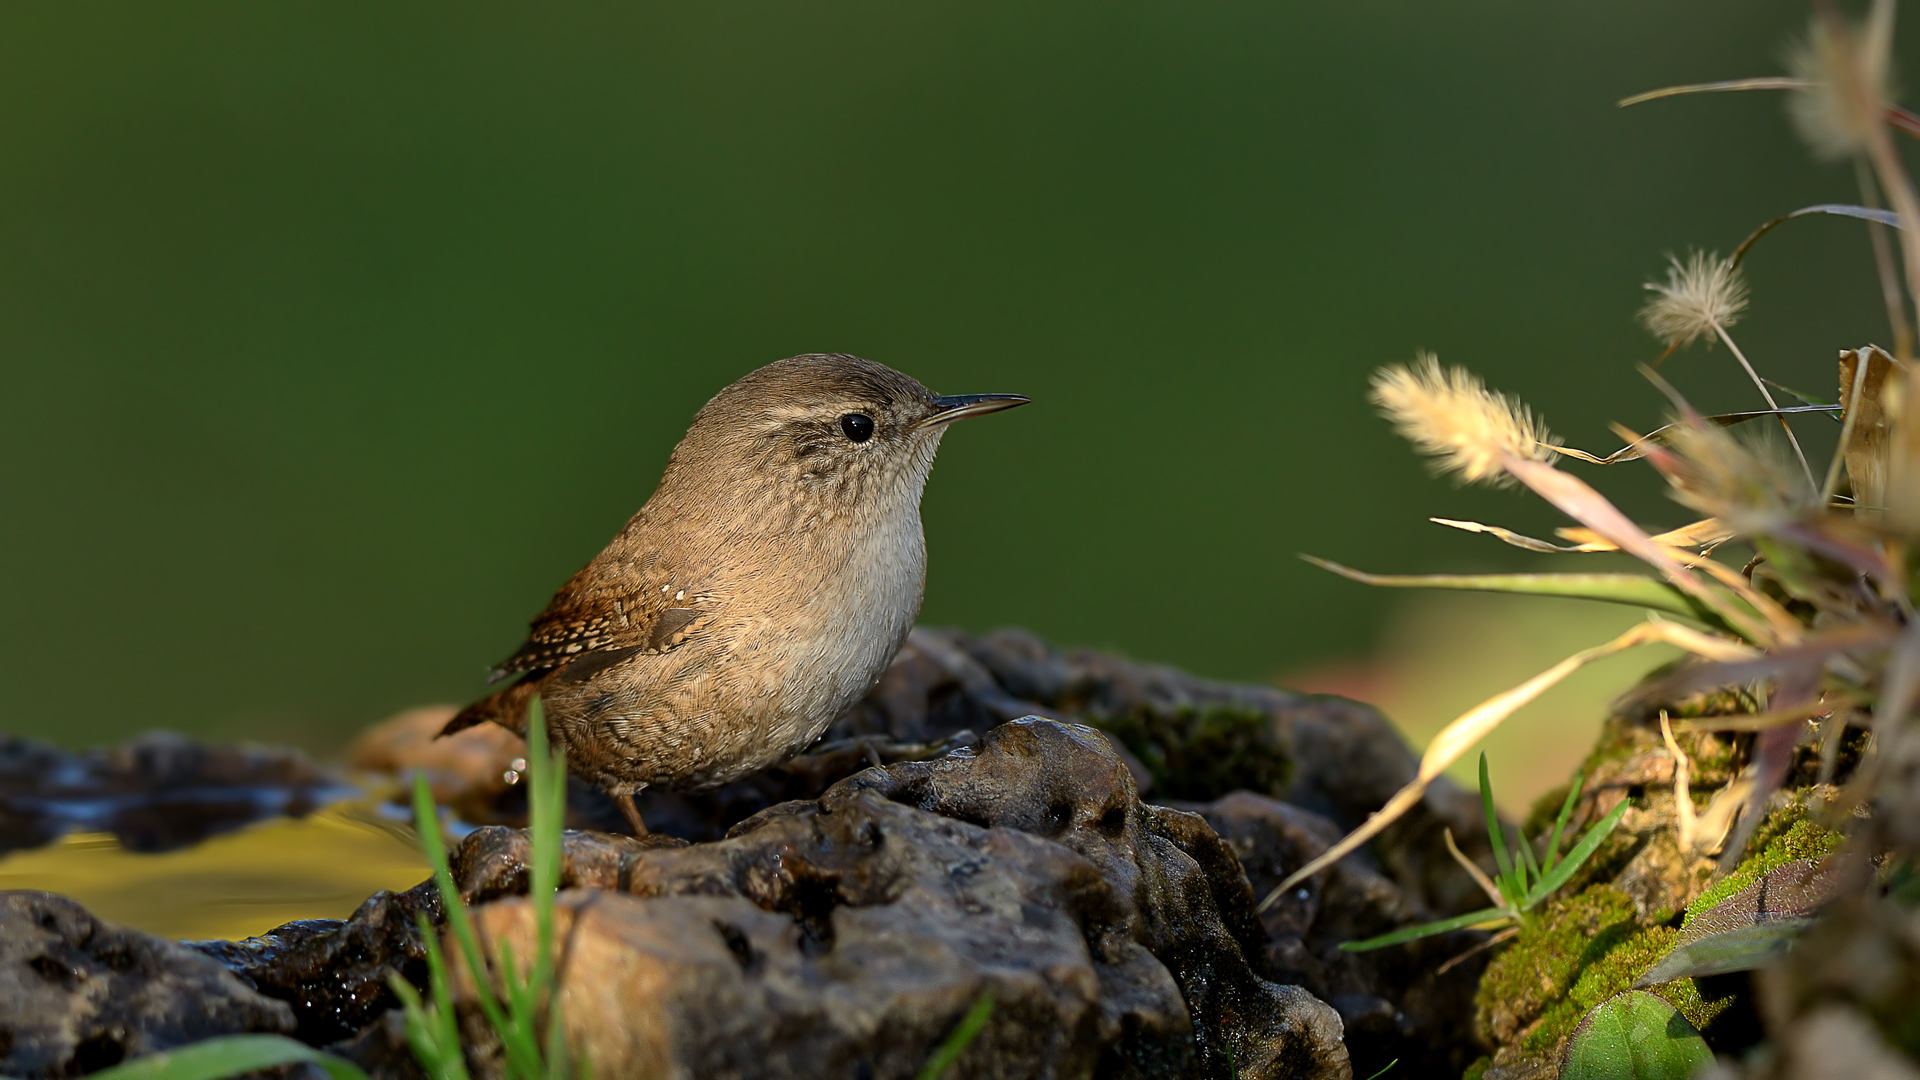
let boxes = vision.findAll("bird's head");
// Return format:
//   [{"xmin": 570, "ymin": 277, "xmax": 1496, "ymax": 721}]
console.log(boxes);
[{"xmin": 661, "ymin": 353, "xmax": 1028, "ymax": 528}]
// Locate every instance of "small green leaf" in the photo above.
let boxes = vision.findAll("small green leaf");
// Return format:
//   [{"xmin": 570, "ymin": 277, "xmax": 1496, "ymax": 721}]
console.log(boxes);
[
  {"xmin": 1516, "ymin": 825, "xmax": 1544, "ymax": 890},
  {"xmin": 1559, "ymin": 991, "xmax": 1713, "ymax": 1080},
  {"xmin": 1543, "ymin": 770, "xmax": 1585, "ymax": 873},
  {"xmin": 1634, "ymin": 922, "xmax": 1811, "ymax": 987},
  {"xmin": 1339, "ymin": 906, "xmax": 1513, "ymax": 952},
  {"xmin": 1480, "ymin": 755, "xmax": 1522, "ymax": 904},
  {"xmin": 1636, "ymin": 856, "xmax": 1837, "ymax": 987},
  {"xmin": 1523, "ymin": 797, "xmax": 1630, "ymax": 906},
  {"xmin": 53, "ymin": 1035, "xmax": 372, "ymax": 1080}
]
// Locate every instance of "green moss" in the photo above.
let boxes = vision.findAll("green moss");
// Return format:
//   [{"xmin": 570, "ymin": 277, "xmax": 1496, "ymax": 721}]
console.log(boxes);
[
  {"xmin": 1684, "ymin": 814, "xmax": 1843, "ymax": 925},
  {"xmin": 1556, "ymin": 824, "xmax": 1643, "ymax": 897},
  {"xmin": 1479, "ymin": 886, "xmax": 1641, "ymax": 1043},
  {"xmin": 1461, "ymin": 1057, "xmax": 1490, "ymax": 1080},
  {"xmin": 1567, "ymin": 924, "xmax": 1731, "ymax": 1031},
  {"xmin": 1483, "ymin": 885, "xmax": 1731, "ymax": 1058},
  {"xmin": 1521, "ymin": 998, "xmax": 1584, "ymax": 1055},
  {"xmin": 1683, "ymin": 729, "xmax": 1741, "ymax": 786},
  {"xmin": 1089, "ymin": 703, "xmax": 1290, "ymax": 801}
]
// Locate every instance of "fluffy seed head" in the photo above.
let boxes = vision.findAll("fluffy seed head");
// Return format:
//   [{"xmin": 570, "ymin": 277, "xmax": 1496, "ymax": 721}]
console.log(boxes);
[
  {"xmin": 1660, "ymin": 420, "xmax": 1816, "ymax": 532},
  {"xmin": 1787, "ymin": 0, "xmax": 1897, "ymax": 161},
  {"xmin": 1640, "ymin": 251, "xmax": 1749, "ymax": 347},
  {"xmin": 1370, "ymin": 355, "xmax": 1559, "ymax": 486}
]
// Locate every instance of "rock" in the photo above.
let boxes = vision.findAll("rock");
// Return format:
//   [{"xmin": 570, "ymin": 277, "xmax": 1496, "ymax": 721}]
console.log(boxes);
[
  {"xmin": 188, "ymin": 880, "xmax": 444, "ymax": 1046},
  {"xmin": 0, "ymin": 890, "xmax": 297, "ymax": 1078},
  {"xmin": 117, "ymin": 626, "xmax": 1492, "ymax": 1078},
  {"xmin": 0, "ymin": 732, "xmax": 347, "ymax": 855},
  {"xmin": 296, "ymin": 627, "xmax": 1494, "ymax": 1077},
  {"xmin": 347, "ymin": 628, "xmax": 1492, "ymax": 922},
  {"xmin": 1185, "ymin": 792, "xmax": 1489, "ymax": 1080},
  {"xmin": 445, "ymin": 718, "xmax": 1348, "ymax": 1080},
  {"xmin": 449, "ymin": 825, "xmax": 687, "ymax": 903},
  {"xmin": 347, "ymin": 706, "xmax": 526, "ymax": 825},
  {"xmin": 876, "ymin": 628, "xmax": 1495, "ymax": 920}
]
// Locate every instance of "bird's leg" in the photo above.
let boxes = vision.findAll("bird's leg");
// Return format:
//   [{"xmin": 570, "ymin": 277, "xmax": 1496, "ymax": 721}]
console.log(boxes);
[{"xmin": 615, "ymin": 792, "xmax": 649, "ymax": 837}]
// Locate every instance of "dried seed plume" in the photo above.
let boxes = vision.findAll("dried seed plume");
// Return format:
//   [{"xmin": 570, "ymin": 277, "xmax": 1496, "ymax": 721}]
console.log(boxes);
[
  {"xmin": 1640, "ymin": 250, "xmax": 1750, "ymax": 347},
  {"xmin": 1661, "ymin": 420, "xmax": 1817, "ymax": 533},
  {"xmin": 1787, "ymin": 0, "xmax": 1897, "ymax": 161},
  {"xmin": 1370, "ymin": 355, "xmax": 1559, "ymax": 486}
]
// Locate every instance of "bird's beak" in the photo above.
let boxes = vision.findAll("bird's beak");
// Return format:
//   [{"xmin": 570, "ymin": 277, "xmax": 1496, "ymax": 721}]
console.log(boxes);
[{"xmin": 920, "ymin": 393, "xmax": 1031, "ymax": 428}]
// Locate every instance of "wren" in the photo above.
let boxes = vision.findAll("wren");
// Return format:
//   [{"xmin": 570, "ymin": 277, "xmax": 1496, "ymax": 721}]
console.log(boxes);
[{"xmin": 442, "ymin": 353, "xmax": 1028, "ymax": 834}]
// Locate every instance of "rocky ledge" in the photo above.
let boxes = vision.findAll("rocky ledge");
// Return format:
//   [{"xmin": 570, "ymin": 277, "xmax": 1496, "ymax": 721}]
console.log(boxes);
[{"xmin": 0, "ymin": 629, "xmax": 1500, "ymax": 1080}]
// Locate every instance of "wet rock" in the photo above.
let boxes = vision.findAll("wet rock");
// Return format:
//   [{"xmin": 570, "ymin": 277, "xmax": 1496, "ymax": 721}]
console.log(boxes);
[
  {"xmin": 448, "ymin": 825, "xmax": 686, "ymax": 903},
  {"xmin": 1184, "ymin": 792, "xmax": 1489, "ymax": 1080},
  {"xmin": 0, "ymin": 732, "xmax": 347, "ymax": 855},
  {"xmin": 447, "ymin": 718, "xmax": 1348, "ymax": 1080},
  {"xmin": 0, "ymin": 890, "xmax": 296, "ymax": 1078},
  {"xmin": 188, "ymin": 881, "xmax": 443, "ymax": 1046},
  {"xmin": 308, "ymin": 627, "xmax": 1491, "ymax": 1075}
]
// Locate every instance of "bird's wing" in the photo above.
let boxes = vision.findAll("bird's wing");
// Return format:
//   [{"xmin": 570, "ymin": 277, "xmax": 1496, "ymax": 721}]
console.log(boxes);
[{"xmin": 487, "ymin": 560, "xmax": 716, "ymax": 683}]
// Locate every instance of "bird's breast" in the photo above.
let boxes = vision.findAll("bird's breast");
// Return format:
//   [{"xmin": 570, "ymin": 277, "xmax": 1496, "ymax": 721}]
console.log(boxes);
[{"xmin": 734, "ymin": 509, "xmax": 927, "ymax": 745}]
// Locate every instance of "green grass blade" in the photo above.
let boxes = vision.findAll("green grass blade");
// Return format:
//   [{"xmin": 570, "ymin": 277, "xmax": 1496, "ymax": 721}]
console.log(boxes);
[
  {"xmin": 915, "ymin": 991, "xmax": 996, "ymax": 1080},
  {"xmin": 411, "ymin": 775, "xmax": 521, "ymax": 1069},
  {"xmin": 61, "ymin": 1035, "xmax": 371, "ymax": 1080},
  {"xmin": 1301, "ymin": 559, "xmax": 1712, "ymax": 621},
  {"xmin": 1362, "ymin": 1059, "xmax": 1399, "ymax": 1080},
  {"xmin": 1338, "ymin": 906, "xmax": 1514, "ymax": 952},
  {"xmin": 1479, "ymin": 754, "xmax": 1520, "ymax": 904},
  {"xmin": 494, "ymin": 941, "xmax": 540, "ymax": 1073},
  {"xmin": 524, "ymin": 695, "xmax": 573, "ymax": 1080},
  {"xmin": 1542, "ymin": 771, "xmax": 1585, "ymax": 873},
  {"xmin": 527, "ymin": 698, "xmax": 561, "ymax": 994},
  {"xmin": 1515, "ymin": 825, "xmax": 1543, "ymax": 892},
  {"xmin": 423, "ymin": 920, "xmax": 468, "ymax": 1080},
  {"xmin": 395, "ymin": 912, "xmax": 471, "ymax": 1080},
  {"xmin": 1525, "ymin": 796, "xmax": 1631, "ymax": 906}
]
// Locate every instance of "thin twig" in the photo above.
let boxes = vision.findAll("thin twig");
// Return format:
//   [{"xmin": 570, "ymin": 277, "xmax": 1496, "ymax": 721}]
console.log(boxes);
[
  {"xmin": 1714, "ymin": 322, "xmax": 1817, "ymax": 487},
  {"xmin": 1436, "ymin": 926, "xmax": 1520, "ymax": 976},
  {"xmin": 1659, "ymin": 711, "xmax": 1698, "ymax": 853},
  {"xmin": 1444, "ymin": 827, "xmax": 1506, "ymax": 908},
  {"xmin": 1617, "ymin": 77, "xmax": 1810, "ymax": 107}
]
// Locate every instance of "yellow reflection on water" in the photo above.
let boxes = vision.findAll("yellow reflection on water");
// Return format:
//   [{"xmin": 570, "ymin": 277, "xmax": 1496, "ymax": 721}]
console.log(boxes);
[{"xmin": 0, "ymin": 803, "xmax": 430, "ymax": 941}]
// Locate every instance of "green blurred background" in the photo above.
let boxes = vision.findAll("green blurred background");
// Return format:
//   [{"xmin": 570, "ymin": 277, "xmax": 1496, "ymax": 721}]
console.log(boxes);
[{"xmin": 0, "ymin": 0, "xmax": 1904, "ymax": 763}]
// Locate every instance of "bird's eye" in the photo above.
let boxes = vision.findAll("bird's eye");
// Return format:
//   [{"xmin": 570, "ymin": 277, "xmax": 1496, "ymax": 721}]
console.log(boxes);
[{"xmin": 839, "ymin": 413, "xmax": 875, "ymax": 442}]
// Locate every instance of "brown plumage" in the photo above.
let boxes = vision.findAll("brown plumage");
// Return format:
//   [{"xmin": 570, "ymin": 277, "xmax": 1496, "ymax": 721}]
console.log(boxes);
[{"xmin": 442, "ymin": 354, "xmax": 1027, "ymax": 834}]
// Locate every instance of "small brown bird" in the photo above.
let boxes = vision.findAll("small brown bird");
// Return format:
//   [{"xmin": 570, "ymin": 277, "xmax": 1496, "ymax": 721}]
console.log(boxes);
[{"xmin": 442, "ymin": 353, "xmax": 1027, "ymax": 834}]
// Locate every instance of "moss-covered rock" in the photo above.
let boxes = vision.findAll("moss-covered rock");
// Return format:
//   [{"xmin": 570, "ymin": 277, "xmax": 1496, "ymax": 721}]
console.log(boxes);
[
  {"xmin": 1478, "ymin": 885, "xmax": 1641, "ymax": 1048},
  {"xmin": 1089, "ymin": 702, "xmax": 1292, "ymax": 801},
  {"xmin": 1475, "ymin": 883, "xmax": 1730, "ymax": 1068},
  {"xmin": 1683, "ymin": 811, "xmax": 1843, "ymax": 925}
]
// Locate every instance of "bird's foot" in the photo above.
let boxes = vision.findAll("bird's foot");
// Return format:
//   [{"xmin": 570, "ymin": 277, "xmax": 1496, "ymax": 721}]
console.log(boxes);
[{"xmin": 615, "ymin": 792, "xmax": 649, "ymax": 837}]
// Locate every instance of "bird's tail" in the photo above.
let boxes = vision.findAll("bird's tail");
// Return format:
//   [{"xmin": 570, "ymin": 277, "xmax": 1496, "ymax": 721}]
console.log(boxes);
[{"xmin": 437, "ymin": 679, "xmax": 538, "ymax": 738}]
